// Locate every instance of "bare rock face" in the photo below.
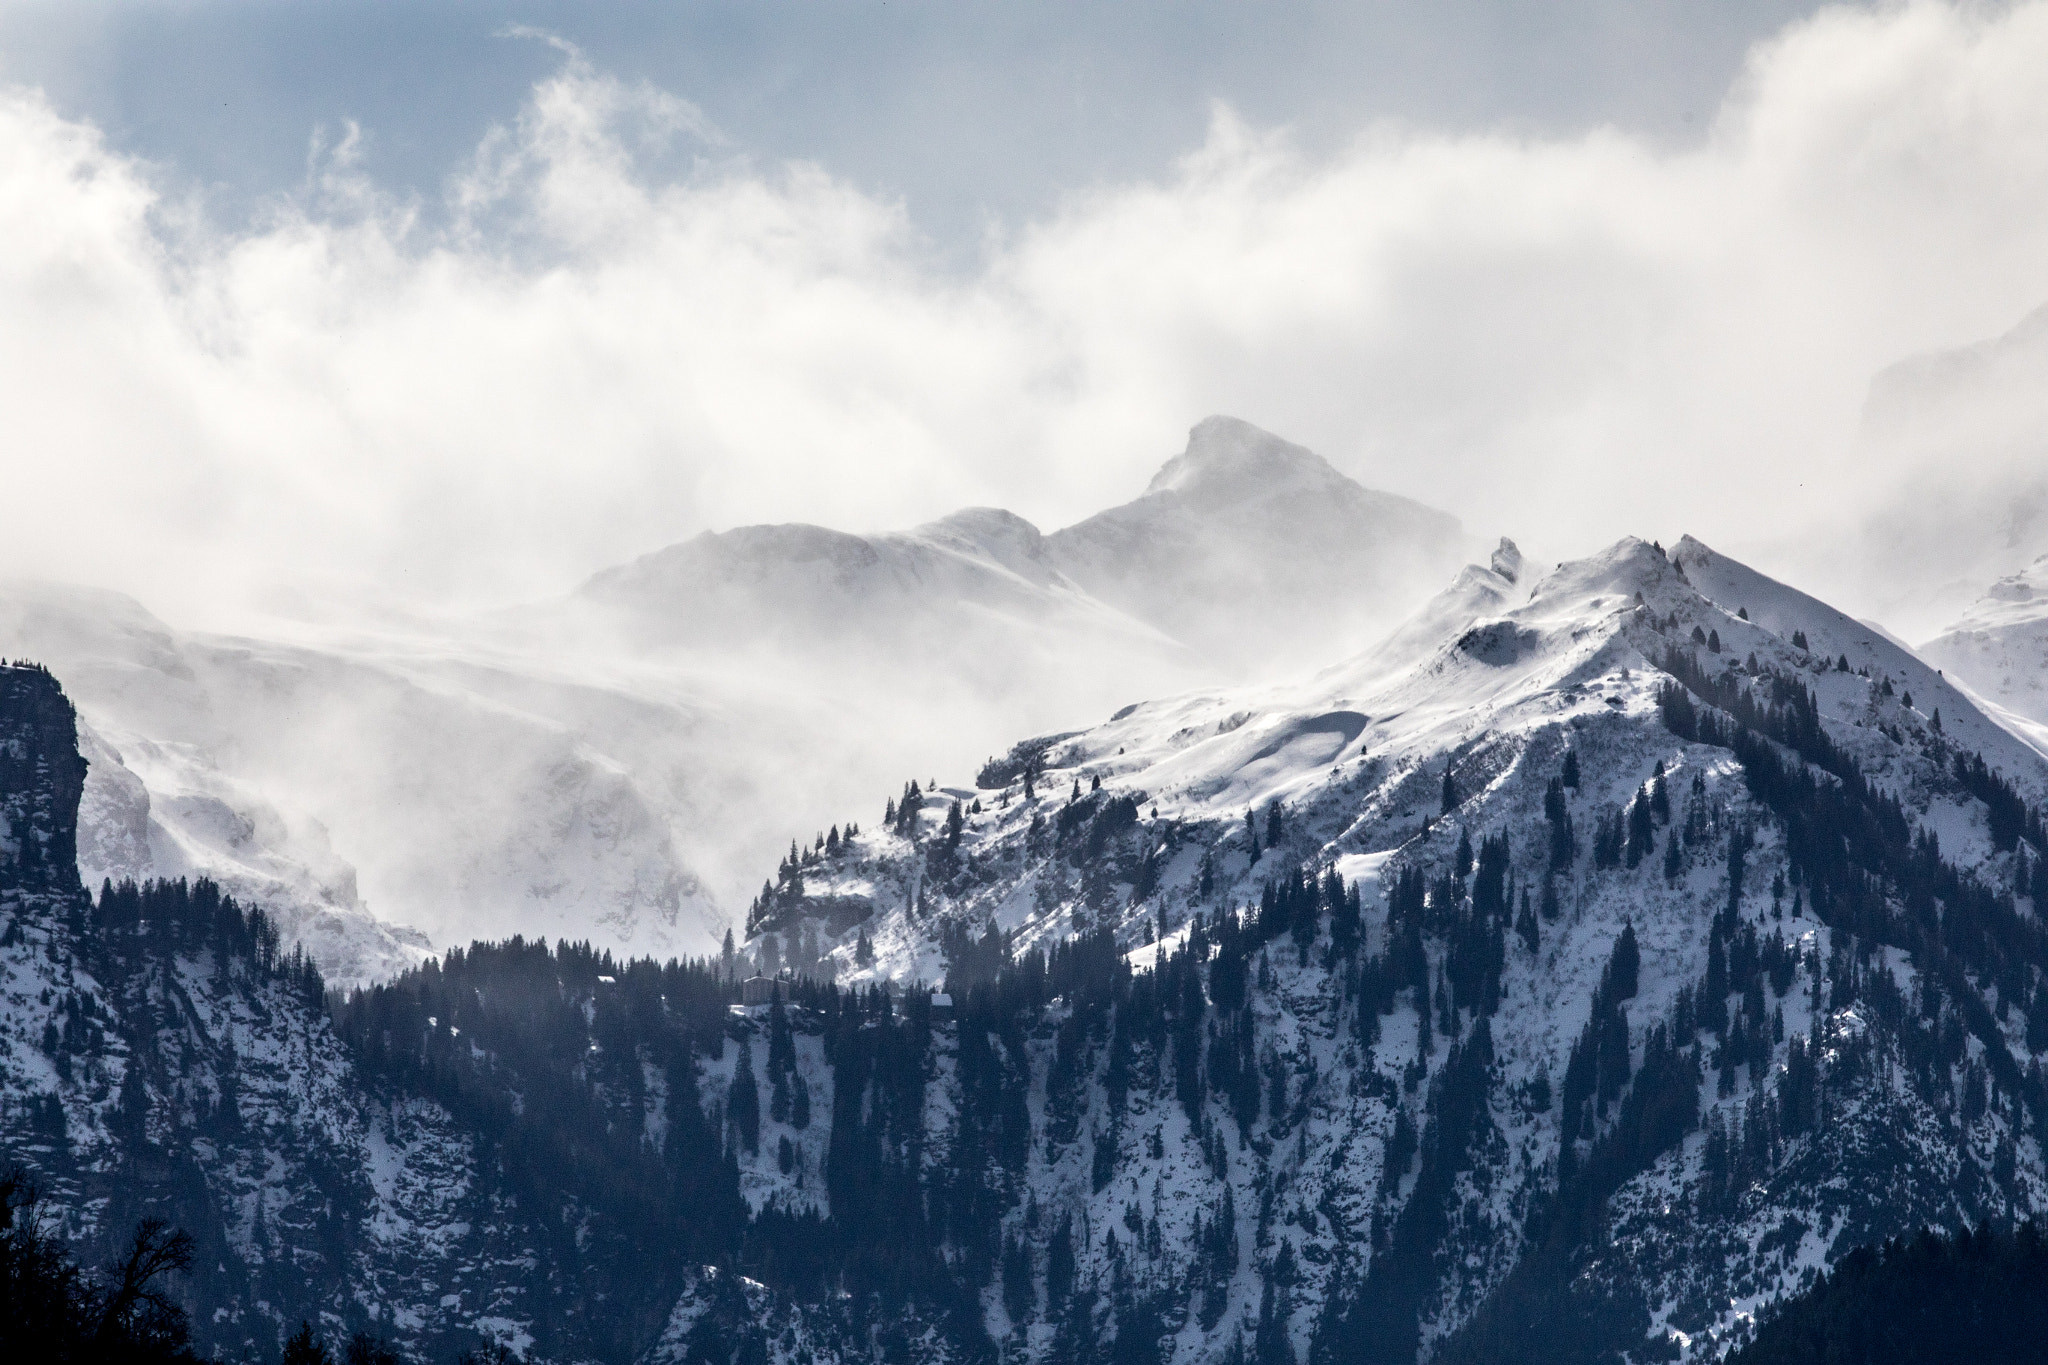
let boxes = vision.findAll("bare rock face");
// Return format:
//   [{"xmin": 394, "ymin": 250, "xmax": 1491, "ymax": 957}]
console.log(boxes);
[{"xmin": 0, "ymin": 663, "xmax": 86, "ymax": 893}]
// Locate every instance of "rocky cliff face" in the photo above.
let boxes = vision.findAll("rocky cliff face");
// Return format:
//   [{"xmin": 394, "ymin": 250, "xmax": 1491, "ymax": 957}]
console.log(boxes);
[
  {"xmin": 0, "ymin": 664, "xmax": 551, "ymax": 1362},
  {"xmin": 0, "ymin": 662, "xmax": 87, "ymax": 894}
]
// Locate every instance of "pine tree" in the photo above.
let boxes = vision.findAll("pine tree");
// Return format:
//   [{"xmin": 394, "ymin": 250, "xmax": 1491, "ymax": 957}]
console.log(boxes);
[
  {"xmin": 1562, "ymin": 749, "xmax": 1580, "ymax": 789},
  {"xmin": 283, "ymin": 1323, "xmax": 332, "ymax": 1365},
  {"xmin": 1441, "ymin": 766, "xmax": 1460, "ymax": 814},
  {"xmin": 1605, "ymin": 922, "xmax": 1640, "ymax": 1001},
  {"xmin": 730, "ymin": 1037, "xmax": 760, "ymax": 1154},
  {"xmin": 1626, "ymin": 791, "xmax": 1655, "ymax": 868}
]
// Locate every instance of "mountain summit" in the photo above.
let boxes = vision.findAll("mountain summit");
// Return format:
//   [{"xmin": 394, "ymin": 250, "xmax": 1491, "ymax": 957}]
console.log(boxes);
[
  {"xmin": 726, "ymin": 531, "xmax": 2048, "ymax": 1362},
  {"xmin": 0, "ymin": 415, "xmax": 1473, "ymax": 979},
  {"xmin": 1046, "ymin": 416, "xmax": 1473, "ymax": 673},
  {"xmin": 1142, "ymin": 414, "xmax": 1364, "ymax": 504}
]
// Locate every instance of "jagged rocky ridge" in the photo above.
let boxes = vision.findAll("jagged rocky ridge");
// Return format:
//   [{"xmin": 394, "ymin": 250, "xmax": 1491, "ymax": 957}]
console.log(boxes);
[{"xmin": 720, "ymin": 534, "xmax": 2048, "ymax": 1362}]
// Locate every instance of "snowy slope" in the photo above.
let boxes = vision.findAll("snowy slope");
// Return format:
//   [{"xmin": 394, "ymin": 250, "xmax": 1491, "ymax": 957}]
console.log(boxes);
[
  {"xmin": 714, "ymin": 533, "xmax": 2048, "ymax": 1363},
  {"xmin": 0, "ymin": 582, "xmax": 718, "ymax": 986},
  {"xmin": 772, "ymin": 532, "xmax": 2047, "ymax": 983},
  {"xmin": 1046, "ymin": 416, "xmax": 1476, "ymax": 676},
  {"xmin": 1919, "ymin": 553, "xmax": 2048, "ymax": 734},
  {"xmin": 0, "ymin": 416, "xmax": 1471, "ymax": 983},
  {"xmin": 578, "ymin": 506, "xmax": 1189, "ymax": 672},
  {"xmin": 1823, "ymin": 304, "xmax": 2048, "ymax": 639}
]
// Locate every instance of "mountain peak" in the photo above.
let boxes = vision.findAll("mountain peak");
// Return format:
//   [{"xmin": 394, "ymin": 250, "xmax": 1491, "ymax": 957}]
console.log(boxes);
[
  {"xmin": 1143, "ymin": 415, "xmax": 1347, "ymax": 505},
  {"xmin": 908, "ymin": 506, "xmax": 1048, "ymax": 571}
]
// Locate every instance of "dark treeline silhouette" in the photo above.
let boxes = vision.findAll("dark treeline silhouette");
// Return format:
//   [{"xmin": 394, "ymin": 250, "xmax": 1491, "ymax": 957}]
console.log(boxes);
[
  {"xmin": 1731, "ymin": 1222, "xmax": 2048, "ymax": 1365},
  {"xmin": 0, "ymin": 1166, "xmax": 200, "ymax": 1363}
]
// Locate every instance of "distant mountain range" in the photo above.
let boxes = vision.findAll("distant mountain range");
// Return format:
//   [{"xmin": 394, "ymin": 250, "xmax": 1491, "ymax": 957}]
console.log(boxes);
[{"xmin": 0, "ymin": 417, "xmax": 1473, "ymax": 981}]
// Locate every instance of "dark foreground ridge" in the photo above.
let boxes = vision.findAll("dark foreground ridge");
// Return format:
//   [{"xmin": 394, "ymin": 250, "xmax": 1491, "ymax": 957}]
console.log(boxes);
[{"xmin": 1730, "ymin": 1222, "xmax": 2048, "ymax": 1365}]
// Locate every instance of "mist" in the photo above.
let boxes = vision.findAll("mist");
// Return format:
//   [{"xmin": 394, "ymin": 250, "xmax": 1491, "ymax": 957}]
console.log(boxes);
[
  {"xmin": 0, "ymin": 2, "xmax": 2042, "ymax": 635},
  {"xmin": 5, "ymin": 2, "xmax": 2048, "ymax": 964}
]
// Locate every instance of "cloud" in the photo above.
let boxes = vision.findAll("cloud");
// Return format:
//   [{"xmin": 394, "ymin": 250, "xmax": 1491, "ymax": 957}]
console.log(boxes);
[{"xmin": 3, "ymin": 1, "xmax": 2048, "ymax": 628}]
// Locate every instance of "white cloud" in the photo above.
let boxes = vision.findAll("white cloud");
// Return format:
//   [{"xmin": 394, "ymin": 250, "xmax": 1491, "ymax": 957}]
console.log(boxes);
[{"xmin": 4, "ymin": 1, "xmax": 2048, "ymax": 627}]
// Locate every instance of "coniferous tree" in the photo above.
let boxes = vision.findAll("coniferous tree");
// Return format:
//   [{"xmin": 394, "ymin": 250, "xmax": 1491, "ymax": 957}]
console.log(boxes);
[
  {"xmin": 730, "ymin": 1037, "xmax": 761, "ymax": 1154},
  {"xmin": 344, "ymin": 1334, "xmax": 402, "ymax": 1365},
  {"xmin": 282, "ymin": 1323, "xmax": 332, "ymax": 1365},
  {"xmin": 1606, "ymin": 923, "xmax": 1640, "ymax": 1001},
  {"xmin": 1626, "ymin": 792, "xmax": 1655, "ymax": 868}
]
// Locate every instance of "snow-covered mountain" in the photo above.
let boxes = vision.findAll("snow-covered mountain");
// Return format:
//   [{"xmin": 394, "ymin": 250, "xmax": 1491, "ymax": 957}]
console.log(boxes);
[
  {"xmin": 764, "ymin": 532, "xmax": 2045, "ymax": 983},
  {"xmin": 14, "ymin": 524, "xmax": 2048, "ymax": 1363},
  {"xmin": 1044, "ymin": 416, "xmax": 1474, "ymax": 675},
  {"xmin": 1919, "ymin": 553, "xmax": 2048, "ymax": 742},
  {"xmin": 718, "ymin": 531, "xmax": 2048, "ymax": 1361},
  {"xmin": 0, "ymin": 664, "xmax": 557, "ymax": 1360},
  {"xmin": 578, "ymin": 507, "xmax": 1182, "ymax": 664},
  {"xmin": 0, "ymin": 416, "xmax": 1469, "ymax": 983},
  {"xmin": 0, "ymin": 582, "xmax": 721, "ymax": 987},
  {"xmin": 1825, "ymin": 304, "xmax": 2048, "ymax": 639},
  {"xmin": 578, "ymin": 416, "xmax": 1469, "ymax": 683}
]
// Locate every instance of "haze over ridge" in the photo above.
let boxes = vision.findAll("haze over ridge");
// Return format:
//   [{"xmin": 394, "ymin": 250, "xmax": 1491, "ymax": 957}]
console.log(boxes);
[{"xmin": 1, "ymin": 2, "xmax": 2047, "ymax": 635}]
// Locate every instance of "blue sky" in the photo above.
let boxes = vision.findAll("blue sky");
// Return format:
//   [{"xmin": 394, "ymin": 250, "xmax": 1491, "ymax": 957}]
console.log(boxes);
[{"xmin": 0, "ymin": 1, "xmax": 1822, "ymax": 251}]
